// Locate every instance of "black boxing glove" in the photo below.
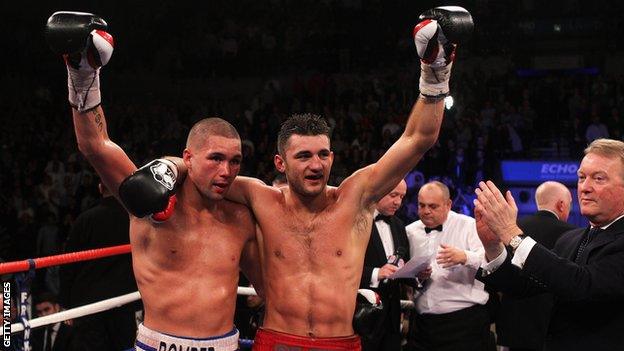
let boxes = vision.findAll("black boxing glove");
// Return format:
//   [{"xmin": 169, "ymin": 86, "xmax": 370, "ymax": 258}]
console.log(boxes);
[
  {"xmin": 352, "ymin": 289, "xmax": 384, "ymax": 339},
  {"xmin": 45, "ymin": 11, "xmax": 114, "ymax": 112},
  {"xmin": 418, "ymin": 6, "xmax": 474, "ymax": 45},
  {"xmin": 414, "ymin": 6, "xmax": 473, "ymax": 99},
  {"xmin": 45, "ymin": 11, "xmax": 108, "ymax": 55},
  {"xmin": 119, "ymin": 159, "xmax": 179, "ymax": 220}
]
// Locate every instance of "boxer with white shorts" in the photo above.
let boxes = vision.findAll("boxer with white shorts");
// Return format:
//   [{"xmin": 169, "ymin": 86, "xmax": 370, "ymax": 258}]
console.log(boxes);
[{"xmin": 45, "ymin": 11, "xmax": 263, "ymax": 350}]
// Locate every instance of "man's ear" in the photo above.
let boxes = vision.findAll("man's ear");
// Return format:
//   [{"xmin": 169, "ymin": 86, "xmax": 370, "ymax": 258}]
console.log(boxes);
[
  {"xmin": 274, "ymin": 154, "xmax": 286, "ymax": 173},
  {"xmin": 183, "ymin": 149, "xmax": 192, "ymax": 170},
  {"xmin": 556, "ymin": 199, "xmax": 565, "ymax": 215}
]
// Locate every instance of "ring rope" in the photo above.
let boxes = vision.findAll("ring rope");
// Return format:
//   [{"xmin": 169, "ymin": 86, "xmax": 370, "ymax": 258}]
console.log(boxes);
[
  {"xmin": 10, "ymin": 287, "xmax": 260, "ymax": 334},
  {"xmin": 0, "ymin": 244, "xmax": 131, "ymax": 275},
  {"xmin": 11, "ymin": 291, "xmax": 141, "ymax": 334}
]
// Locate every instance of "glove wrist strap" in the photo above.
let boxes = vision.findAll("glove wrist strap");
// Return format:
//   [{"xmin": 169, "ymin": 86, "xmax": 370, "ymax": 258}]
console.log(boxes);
[
  {"xmin": 67, "ymin": 66, "xmax": 101, "ymax": 112},
  {"xmin": 419, "ymin": 62, "xmax": 452, "ymax": 98}
]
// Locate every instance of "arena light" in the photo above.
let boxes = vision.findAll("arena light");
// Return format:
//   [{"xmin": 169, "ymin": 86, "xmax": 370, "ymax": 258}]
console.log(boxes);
[{"xmin": 444, "ymin": 95, "xmax": 454, "ymax": 110}]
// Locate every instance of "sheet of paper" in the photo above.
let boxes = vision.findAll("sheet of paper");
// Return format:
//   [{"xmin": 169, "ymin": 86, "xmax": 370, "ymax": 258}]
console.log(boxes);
[{"xmin": 389, "ymin": 251, "xmax": 435, "ymax": 279}]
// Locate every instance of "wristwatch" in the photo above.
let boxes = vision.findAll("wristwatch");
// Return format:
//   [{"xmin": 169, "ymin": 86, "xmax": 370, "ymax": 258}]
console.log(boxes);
[{"xmin": 507, "ymin": 234, "xmax": 527, "ymax": 254}]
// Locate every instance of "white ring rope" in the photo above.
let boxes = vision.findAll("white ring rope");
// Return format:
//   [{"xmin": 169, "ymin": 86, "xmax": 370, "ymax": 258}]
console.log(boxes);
[
  {"xmin": 11, "ymin": 287, "xmax": 413, "ymax": 334},
  {"xmin": 11, "ymin": 291, "xmax": 141, "ymax": 334}
]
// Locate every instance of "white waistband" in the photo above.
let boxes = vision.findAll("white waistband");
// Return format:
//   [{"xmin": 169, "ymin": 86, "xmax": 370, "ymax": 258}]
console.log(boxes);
[{"xmin": 135, "ymin": 323, "xmax": 239, "ymax": 351}]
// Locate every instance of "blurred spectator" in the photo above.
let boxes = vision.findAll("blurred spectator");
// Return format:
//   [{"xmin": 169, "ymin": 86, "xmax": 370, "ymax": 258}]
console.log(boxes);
[
  {"xmin": 31, "ymin": 291, "xmax": 74, "ymax": 351},
  {"xmin": 59, "ymin": 183, "xmax": 140, "ymax": 351},
  {"xmin": 585, "ymin": 109, "xmax": 609, "ymax": 143}
]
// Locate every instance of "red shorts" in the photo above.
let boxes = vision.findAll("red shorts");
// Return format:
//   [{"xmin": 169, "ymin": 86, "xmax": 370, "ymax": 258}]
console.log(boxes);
[{"xmin": 252, "ymin": 328, "xmax": 362, "ymax": 351}]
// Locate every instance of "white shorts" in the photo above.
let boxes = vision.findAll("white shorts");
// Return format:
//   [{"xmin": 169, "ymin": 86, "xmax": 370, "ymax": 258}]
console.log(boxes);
[{"xmin": 135, "ymin": 323, "xmax": 239, "ymax": 351}]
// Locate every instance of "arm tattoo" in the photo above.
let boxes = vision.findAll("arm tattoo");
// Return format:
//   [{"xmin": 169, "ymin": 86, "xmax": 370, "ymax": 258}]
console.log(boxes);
[{"xmin": 91, "ymin": 109, "xmax": 104, "ymax": 133}]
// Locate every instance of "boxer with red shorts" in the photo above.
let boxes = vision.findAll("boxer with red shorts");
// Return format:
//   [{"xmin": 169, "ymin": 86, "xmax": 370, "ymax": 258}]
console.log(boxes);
[{"xmin": 132, "ymin": 6, "xmax": 473, "ymax": 350}]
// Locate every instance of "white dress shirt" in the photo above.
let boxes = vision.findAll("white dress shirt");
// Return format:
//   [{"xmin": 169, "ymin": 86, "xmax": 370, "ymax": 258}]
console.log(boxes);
[
  {"xmin": 370, "ymin": 210, "xmax": 396, "ymax": 288},
  {"xmin": 406, "ymin": 211, "xmax": 489, "ymax": 314}
]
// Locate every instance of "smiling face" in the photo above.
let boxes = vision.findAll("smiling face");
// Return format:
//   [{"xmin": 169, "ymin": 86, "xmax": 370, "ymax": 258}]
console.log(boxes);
[
  {"xmin": 184, "ymin": 135, "xmax": 242, "ymax": 201},
  {"xmin": 577, "ymin": 152, "xmax": 624, "ymax": 226},
  {"xmin": 274, "ymin": 134, "xmax": 333, "ymax": 198}
]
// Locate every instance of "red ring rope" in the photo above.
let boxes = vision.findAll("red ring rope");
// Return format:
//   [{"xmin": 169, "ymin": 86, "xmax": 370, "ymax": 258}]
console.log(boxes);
[{"xmin": 0, "ymin": 244, "xmax": 131, "ymax": 275}]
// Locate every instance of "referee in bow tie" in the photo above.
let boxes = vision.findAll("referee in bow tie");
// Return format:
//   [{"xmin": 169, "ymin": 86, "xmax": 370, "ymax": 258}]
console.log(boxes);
[{"xmin": 405, "ymin": 181, "xmax": 495, "ymax": 351}]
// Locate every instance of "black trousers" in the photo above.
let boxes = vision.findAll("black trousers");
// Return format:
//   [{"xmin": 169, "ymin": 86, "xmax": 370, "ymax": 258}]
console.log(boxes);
[
  {"xmin": 69, "ymin": 305, "xmax": 140, "ymax": 351},
  {"xmin": 362, "ymin": 327, "xmax": 402, "ymax": 351},
  {"xmin": 410, "ymin": 304, "xmax": 495, "ymax": 351}
]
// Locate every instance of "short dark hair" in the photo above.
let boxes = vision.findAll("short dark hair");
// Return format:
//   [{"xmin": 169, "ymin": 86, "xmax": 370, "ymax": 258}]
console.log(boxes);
[
  {"xmin": 186, "ymin": 117, "xmax": 240, "ymax": 149},
  {"xmin": 277, "ymin": 113, "xmax": 330, "ymax": 155}
]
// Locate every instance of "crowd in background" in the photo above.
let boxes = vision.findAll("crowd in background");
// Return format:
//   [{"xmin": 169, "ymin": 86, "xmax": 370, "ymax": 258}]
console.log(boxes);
[{"xmin": 2, "ymin": 66, "xmax": 622, "ymax": 267}]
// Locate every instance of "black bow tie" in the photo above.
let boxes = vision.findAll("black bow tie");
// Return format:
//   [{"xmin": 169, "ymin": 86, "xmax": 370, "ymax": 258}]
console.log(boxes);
[
  {"xmin": 425, "ymin": 225, "xmax": 443, "ymax": 234},
  {"xmin": 375, "ymin": 214, "xmax": 392, "ymax": 224}
]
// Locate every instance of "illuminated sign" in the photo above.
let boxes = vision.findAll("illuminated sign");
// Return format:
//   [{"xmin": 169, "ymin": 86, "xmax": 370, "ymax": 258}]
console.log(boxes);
[{"xmin": 501, "ymin": 161, "xmax": 579, "ymax": 185}]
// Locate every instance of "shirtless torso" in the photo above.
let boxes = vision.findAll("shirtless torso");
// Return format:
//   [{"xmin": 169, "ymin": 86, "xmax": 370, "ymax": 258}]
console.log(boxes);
[
  {"xmin": 229, "ymin": 101, "xmax": 444, "ymax": 338},
  {"xmin": 253, "ymin": 185, "xmax": 372, "ymax": 337},
  {"xmin": 71, "ymin": 106, "xmax": 260, "ymax": 338},
  {"xmin": 131, "ymin": 189, "xmax": 256, "ymax": 337}
]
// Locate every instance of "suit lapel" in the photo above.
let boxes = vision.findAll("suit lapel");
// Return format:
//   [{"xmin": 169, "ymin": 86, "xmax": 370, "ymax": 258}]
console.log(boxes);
[
  {"xmin": 584, "ymin": 230, "xmax": 616, "ymax": 260},
  {"xmin": 371, "ymin": 223, "xmax": 388, "ymax": 262},
  {"xmin": 389, "ymin": 218, "xmax": 401, "ymax": 251},
  {"xmin": 584, "ymin": 217, "xmax": 624, "ymax": 262},
  {"xmin": 558, "ymin": 228, "xmax": 588, "ymax": 260}
]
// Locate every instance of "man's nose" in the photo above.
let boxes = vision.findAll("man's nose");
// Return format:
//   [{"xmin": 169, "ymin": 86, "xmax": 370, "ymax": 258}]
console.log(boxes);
[
  {"xmin": 578, "ymin": 178, "xmax": 591, "ymax": 193},
  {"xmin": 309, "ymin": 156, "xmax": 323, "ymax": 170},
  {"xmin": 219, "ymin": 162, "xmax": 232, "ymax": 177}
]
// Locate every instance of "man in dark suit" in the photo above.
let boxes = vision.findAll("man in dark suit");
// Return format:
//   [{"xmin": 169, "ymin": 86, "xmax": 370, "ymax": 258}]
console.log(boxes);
[
  {"xmin": 360, "ymin": 179, "xmax": 411, "ymax": 350},
  {"xmin": 496, "ymin": 181, "xmax": 577, "ymax": 351},
  {"xmin": 475, "ymin": 139, "xmax": 624, "ymax": 351},
  {"xmin": 31, "ymin": 292, "xmax": 73, "ymax": 351},
  {"xmin": 59, "ymin": 183, "xmax": 141, "ymax": 351}
]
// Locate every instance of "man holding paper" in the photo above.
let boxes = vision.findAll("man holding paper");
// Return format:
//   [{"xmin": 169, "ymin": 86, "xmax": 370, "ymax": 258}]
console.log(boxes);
[
  {"xmin": 360, "ymin": 179, "xmax": 414, "ymax": 350},
  {"xmin": 405, "ymin": 181, "xmax": 494, "ymax": 351}
]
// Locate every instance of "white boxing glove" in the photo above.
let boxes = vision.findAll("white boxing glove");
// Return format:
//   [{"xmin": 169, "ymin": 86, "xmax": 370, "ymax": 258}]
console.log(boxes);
[
  {"xmin": 65, "ymin": 30, "xmax": 114, "ymax": 112},
  {"xmin": 414, "ymin": 6, "xmax": 473, "ymax": 99},
  {"xmin": 414, "ymin": 19, "xmax": 455, "ymax": 99}
]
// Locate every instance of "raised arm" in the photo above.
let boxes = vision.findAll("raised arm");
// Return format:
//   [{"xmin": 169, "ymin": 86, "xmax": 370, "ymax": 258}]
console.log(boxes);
[
  {"xmin": 73, "ymin": 107, "xmax": 137, "ymax": 199},
  {"xmin": 47, "ymin": 12, "xmax": 136, "ymax": 200},
  {"xmin": 360, "ymin": 7, "xmax": 473, "ymax": 203}
]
